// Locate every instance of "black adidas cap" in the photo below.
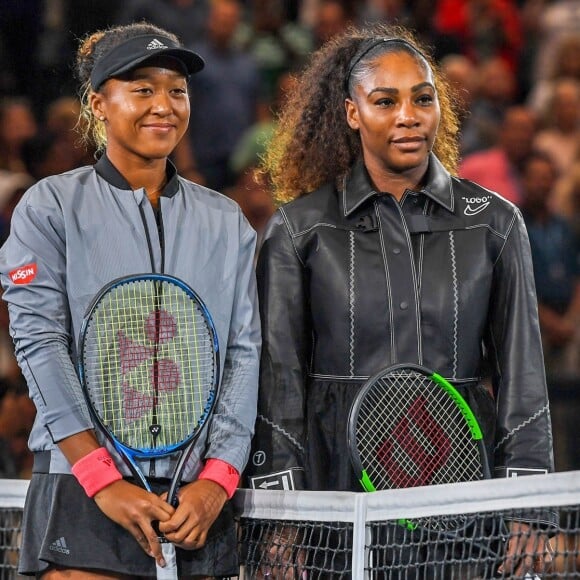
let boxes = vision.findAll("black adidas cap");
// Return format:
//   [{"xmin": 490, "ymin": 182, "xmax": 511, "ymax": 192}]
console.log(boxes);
[{"xmin": 90, "ymin": 34, "xmax": 205, "ymax": 91}]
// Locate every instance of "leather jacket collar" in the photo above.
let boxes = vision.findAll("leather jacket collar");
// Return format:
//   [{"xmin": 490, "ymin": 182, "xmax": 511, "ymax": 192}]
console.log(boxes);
[{"xmin": 340, "ymin": 153, "xmax": 455, "ymax": 216}]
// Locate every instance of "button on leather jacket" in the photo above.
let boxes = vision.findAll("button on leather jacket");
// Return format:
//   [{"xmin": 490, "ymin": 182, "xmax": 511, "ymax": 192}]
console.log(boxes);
[{"xmin": 246, "ymin": 155, "xmax": 554, "ymax": 509}]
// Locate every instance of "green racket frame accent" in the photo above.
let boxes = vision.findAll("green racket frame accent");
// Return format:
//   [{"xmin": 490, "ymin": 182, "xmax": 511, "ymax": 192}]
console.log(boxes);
[
  {"xmin": 430, "ymin": 372, "xmax": 483, "ymax": 440},
  {"xmin": 360, "ymin": 470, "xmax": 375, "ymax": 492}
]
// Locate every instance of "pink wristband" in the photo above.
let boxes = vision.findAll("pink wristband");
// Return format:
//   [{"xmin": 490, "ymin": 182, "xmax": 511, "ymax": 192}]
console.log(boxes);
[
  {"xmin": 71, "ymin": 447, "xmax": 123, "ymax": 498},
  {"xmin": 198, "ymin": 459, "xmax": 240, "ymax": 499}
]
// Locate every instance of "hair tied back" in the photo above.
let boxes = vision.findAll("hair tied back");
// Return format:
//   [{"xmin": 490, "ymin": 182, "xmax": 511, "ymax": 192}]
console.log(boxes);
[{"xmin": 344, "ymin": 37, "xmax": 425, "ymax": 94}]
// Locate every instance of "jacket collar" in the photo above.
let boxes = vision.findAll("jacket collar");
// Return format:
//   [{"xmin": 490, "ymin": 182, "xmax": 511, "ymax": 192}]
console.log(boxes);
[
  {"xmin": 341, "ymin": 153, "xmax": 454, "ymax": 216},
  {"xmin": 94, "ymin": 154, "xmax": 180, "ymax": 197}
]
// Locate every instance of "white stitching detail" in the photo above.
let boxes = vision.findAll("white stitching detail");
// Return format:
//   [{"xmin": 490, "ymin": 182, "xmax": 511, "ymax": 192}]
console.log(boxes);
[
  {"xmin": 494, "ymin": 404, "xmax": 550, "ymax": 452},
  {"xmin": 416, "ymin": 198, "xmax": 430, "ymax": 364},
  {"xmin": 309, "ymin": 372, "xmax": 481, "ymax": 382},
  {"xmin": 309, "ymin": 372, "xmax": 369, "ymax": 380},
  {"xmin": 494, "ymin": 211, "xmax": 518, "ymax": 266},
  {"xmin": 464, "ymin": 224, "xmax": 507, "ymax": 238},
  {"xmin": 349, "ymin": 231, "xmax": 355, "ymax": 378},
  {"xmin": 279, "ymin": 208, "xmax": 306, "ymax": 266},
  {"xmin": 257, "ymin": 414, "xmax": 305, "ymax": 453},
  {"xmin": 292, "ymin": 222, "xmax": 339, "ymax": 237},
  {"xmin": 449, "ymin": 175, "xmax": 455, "ymax": 212},
  {"xmin": 449, "ymin": 231, "xmax": 458, "ymax": 377},
  {"xmin": 376, "ymin": 202, "xmax": 396, "ymax": 362},
  {"xmin": 394, "ymin": 202, "xmax": 421, "ymax": 361}
]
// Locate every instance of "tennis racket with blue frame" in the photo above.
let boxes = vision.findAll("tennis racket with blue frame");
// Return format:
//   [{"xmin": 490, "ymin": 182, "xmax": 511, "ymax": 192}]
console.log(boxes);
[{"xmin": 78, "ymin": 273, "xmax": 220, "ymax": 579}]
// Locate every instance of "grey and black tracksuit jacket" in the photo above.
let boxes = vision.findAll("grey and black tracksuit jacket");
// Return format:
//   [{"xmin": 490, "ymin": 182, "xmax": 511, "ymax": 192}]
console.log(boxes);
[{"xmin": 0, "ymin": 155, "xmax": 261, "ymax": 481}]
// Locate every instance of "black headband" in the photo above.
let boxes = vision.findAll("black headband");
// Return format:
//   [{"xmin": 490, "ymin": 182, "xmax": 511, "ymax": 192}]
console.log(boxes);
[
  {"xmin": 91, "ymin": 34, "xmax": 205, "ymax": 91},
  {"xmin": 344, "ymin": 37, "xmax": 425, "ymax": 93}
]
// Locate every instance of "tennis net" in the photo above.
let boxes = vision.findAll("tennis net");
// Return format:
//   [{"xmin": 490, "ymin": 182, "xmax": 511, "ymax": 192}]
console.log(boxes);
[
  {"xmin": 0, "ymin": 472, "xmax": 579, "ymax": 578},
  {"xmin": 235, "ymin": 470, "xmax": 580, "ymax": 579},
  {"xmin": 0, "ymin": 480, "xmax": 27, "ymax": 580}
]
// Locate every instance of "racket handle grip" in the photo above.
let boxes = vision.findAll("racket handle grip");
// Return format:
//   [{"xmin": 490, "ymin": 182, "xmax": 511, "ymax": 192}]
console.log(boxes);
[{"xmin": 156, "ymin": 543, "xmax": 178, "ymax": 579}]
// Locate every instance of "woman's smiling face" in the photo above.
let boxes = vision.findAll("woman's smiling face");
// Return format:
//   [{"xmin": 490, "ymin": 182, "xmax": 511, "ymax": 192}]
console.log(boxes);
[
  {"xmin": 91, "ymin": 57, "xmax": 190, "ymax": 164},
  {"xmin": 345, "ymin": 50, "xmax": 441, "ymax": 178}
]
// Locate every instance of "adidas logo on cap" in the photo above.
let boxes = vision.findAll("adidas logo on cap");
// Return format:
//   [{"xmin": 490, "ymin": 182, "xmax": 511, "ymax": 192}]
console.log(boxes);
[{"xmin": 147, "ymin": 38, "xmax": 168, "ymax": 50}]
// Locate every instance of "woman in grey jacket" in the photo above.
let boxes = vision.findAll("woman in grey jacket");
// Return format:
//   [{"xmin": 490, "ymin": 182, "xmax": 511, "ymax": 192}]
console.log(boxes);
[
  {"xmin": 245, "ymin": 23, "xmax": 555, "ymax": 578},
  {"xmin": 0, "ymin": 22, "xmax": 260, "ymax": 579}
]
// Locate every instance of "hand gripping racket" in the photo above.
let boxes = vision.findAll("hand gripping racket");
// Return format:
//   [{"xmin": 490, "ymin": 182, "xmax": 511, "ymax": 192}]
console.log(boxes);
[
  {"xmin": 78, "ymin": 274, "xmax": 220, "ymax": 579},
  {"xmin": 348, "ymin": 363, "xmax": 490, "ymax": 533}
]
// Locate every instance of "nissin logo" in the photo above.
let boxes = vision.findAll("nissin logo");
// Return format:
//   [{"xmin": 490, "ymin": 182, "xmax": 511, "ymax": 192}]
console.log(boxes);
[{"xmin": 9, "ymin": 263, "xmax": 37, "ymax": 284}]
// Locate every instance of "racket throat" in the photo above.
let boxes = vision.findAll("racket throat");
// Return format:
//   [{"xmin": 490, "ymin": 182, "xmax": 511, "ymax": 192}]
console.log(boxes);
[
  {"xmin": 148, "ymin": 423, "xmax": 162, "ymax": 478},
  {"xmin": 148, "ymin": 457, "xmax": 157, "ymax": 479}
]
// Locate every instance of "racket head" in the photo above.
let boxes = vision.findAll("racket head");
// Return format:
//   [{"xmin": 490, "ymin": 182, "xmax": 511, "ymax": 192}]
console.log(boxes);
[
  {"xmin": 348, "ymin": 363, "xmax": 488, "ymax": 493},
  {"xmin": 78, "ymin": 273, "xmax": 220, "ymax": 459}
]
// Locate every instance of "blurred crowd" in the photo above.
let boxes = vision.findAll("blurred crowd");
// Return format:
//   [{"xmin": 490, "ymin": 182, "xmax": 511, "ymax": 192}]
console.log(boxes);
[{"xmin": 0, "ymin": 0, "xmax": 578, "ymax": 477}]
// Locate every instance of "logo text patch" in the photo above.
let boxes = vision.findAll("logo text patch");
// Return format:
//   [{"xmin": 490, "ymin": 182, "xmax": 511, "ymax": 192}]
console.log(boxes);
[{"xmin": 9, "ymin": 263, "xmax": 37, "ymax": 285}]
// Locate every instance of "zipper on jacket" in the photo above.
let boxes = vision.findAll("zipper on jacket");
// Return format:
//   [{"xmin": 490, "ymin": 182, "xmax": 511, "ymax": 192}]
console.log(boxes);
[
  {"xmin": 154, "ymin": 204, "xmax": 166, "ymax": 274},
  {"xmin": 138, "ymin": 198, "xmax": 167, "ymax": 479},
  {"xmin": 137, "ymin": 202, "xmax": 166, "ymax": 274}
]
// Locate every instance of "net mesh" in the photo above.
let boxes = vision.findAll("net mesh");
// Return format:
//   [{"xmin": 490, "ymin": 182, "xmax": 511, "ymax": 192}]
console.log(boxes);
[
  {"xmin": 0, "ymin": 480, "xmax": 27, "ymax": 580},
  {"xmin": 235, "ymin": 471, "xmax": 580, "ymax": 579},
  {"xmin": 0, "ymin": 473, "xmax": 579, "ymax": 578}
]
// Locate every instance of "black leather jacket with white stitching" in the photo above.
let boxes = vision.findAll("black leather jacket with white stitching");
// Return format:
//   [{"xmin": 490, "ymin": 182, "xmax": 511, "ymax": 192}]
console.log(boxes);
[{"xmin": 245, "ymin": 154, "xmax": 554, "ymax": 507}]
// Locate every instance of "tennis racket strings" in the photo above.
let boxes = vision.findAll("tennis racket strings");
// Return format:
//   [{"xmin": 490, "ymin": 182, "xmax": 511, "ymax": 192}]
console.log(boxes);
[
  {"xmin": 82, "ymin": 277, "xmax": 216, "ymax": 455},
  {"xmin": 354, "ymin": 368, "xmax": 484, "ymax": 491}
]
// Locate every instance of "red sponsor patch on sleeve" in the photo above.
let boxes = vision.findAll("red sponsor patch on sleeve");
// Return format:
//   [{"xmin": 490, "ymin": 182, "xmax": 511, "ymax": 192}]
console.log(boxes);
[{"xmin": 9, "ymin": 263, "xmax": 37, "ymax": 285}]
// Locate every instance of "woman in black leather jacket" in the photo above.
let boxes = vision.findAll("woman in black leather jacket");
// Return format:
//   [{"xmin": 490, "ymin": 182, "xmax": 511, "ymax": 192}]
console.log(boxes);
[{"xmin": 245, "ymin": 23, "xmax": 556, "ymax": 577}]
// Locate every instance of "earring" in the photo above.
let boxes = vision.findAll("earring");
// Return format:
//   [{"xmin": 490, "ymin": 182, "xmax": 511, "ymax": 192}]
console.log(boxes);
[{"xmin": 99, "ymin": 116, "xmax": 105, "ymax": 121}]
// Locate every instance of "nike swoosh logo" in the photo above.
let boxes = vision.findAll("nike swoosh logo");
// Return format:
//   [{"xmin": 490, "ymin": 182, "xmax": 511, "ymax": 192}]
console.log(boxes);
[{"xmin": 464, "ymin": 202, "xmax": 490, "ymax": 216}]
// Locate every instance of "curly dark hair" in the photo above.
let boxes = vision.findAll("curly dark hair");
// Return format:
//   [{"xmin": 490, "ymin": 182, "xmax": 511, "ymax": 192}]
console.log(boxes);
[
  {"xmin": 261, "ymin": 23, "xmax": 461, "ymax": 204},
  {"xmin": 74, "ymin": 22, "xmax": 183, "ymax": 152}
]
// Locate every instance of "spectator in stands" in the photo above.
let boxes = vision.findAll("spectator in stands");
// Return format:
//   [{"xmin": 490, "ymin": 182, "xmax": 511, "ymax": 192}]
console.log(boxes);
[
  {"xmin": 533, "ymin": 77, "xmax": 580, "ymax": 184},
  {"xmin": 225, "ymin": 164, "xmax": 275, "ymax": 249},
  {"xmin": 245, "ymin": 22, "xmax": 556, "ymax": 578},
  {"xmin": 520, "ymin": 150, "xmax": 580, "ymax": 470},
  {"xmin": 432, "ymin": 0, "xmax": 523, "ymax": 71},
  {"xmin": 43, "ymin": 96, "xmax": 96, "ymax": 168},
  {"xmin": 530, "ymin": 1, "xmax": 580, "ymax": 98},
  {"xmin": 521, "ymin": 151, "xmax": 580, "ymax": 376},
  {"xmin": 528, "ymin": 32, "xmax": 580, "ymax": 113},
  {"xmin": 554, "ymin": 151, "xmax": 580, "ymax": 237},
  {"xmin": 355, "ymin": 0, "xmax": 412, "ymax": 26},
  {"xmin": 0, "ymin": 97, "xmax": 37, "ymax": 174},
  {"xmin": 459, "ymin": 105, "xmax": 538, "ymax": 205},
  {"xmin": 311, "ymin": 0, "xmax": 355, "ymax": 49},
  {"xmin": 459, "ymin": 56, "xmax": 518, "ymax": 155},
  {"xmin": 0, "ymin": 171, "xmax": 33, "ymax": 245},
  {"xmin": 514, "ymin": 0, "xmax": 546, "ymax": 101},
  {"xmin": 114, "ymin": 0, "xmax": 209, "ymax": 49},
  {"xmin": 20, "ymin": 132, "xmax": 80, "ymax": 183},
  {"xmin": 235, "ymin": 0, "xmax": 311, "ymax": 102},
  {"xmin": 0, "ymin": 378, "xmax": 35, "ymax": 479},
  {"xmin": 225, "ymin": 71, "xmax": 297, "ymax": 246},
  {"xmin": 176, "ymin": 0, "xmax": 261, "ymax": 191},
  {"xmin": 440, "ymin": 53, "xmax": 478, "ymax": 113},
  {"xmin": 0, "ymin": 173, "xmax": 31, "ymax": 413},
  {"xmin": 439, "ymin": 53, "xmax": 480, "ymax": 156}
]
